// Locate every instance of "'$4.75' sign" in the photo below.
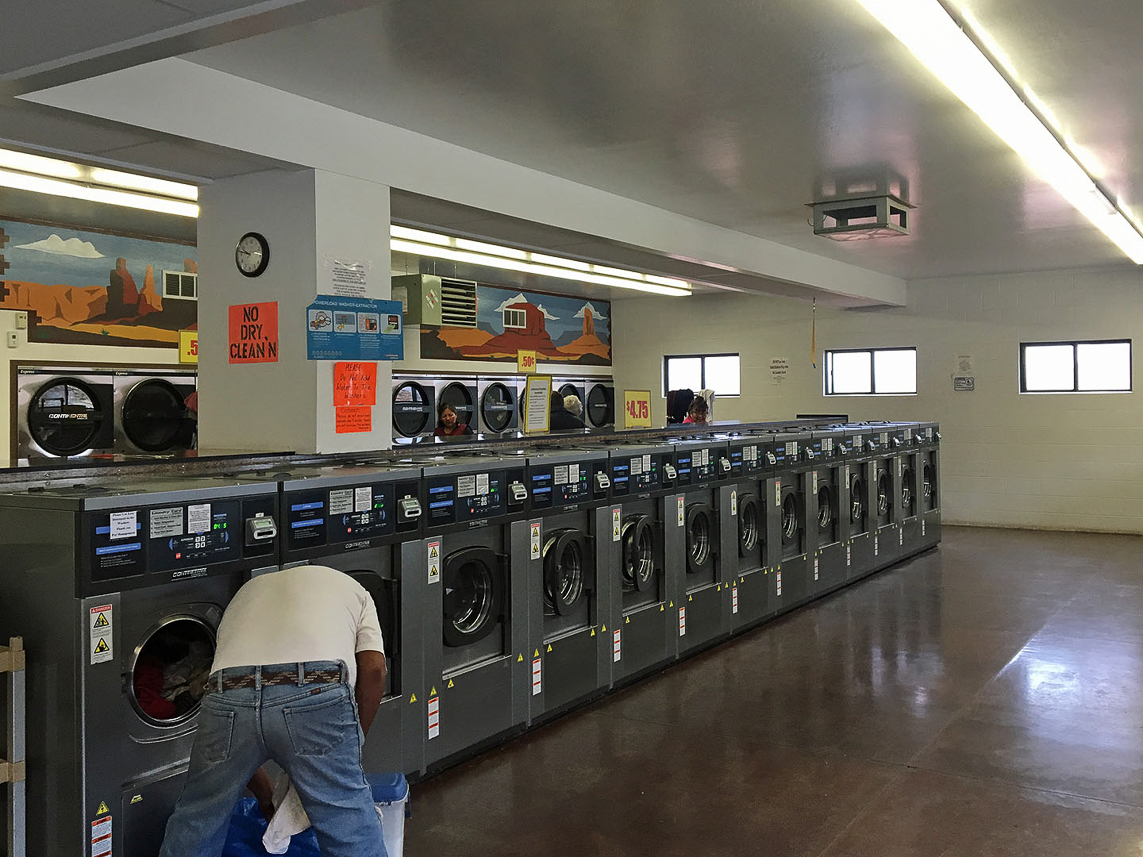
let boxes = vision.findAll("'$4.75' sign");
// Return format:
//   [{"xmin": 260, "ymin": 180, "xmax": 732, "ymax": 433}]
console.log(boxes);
[{"xmin": 623, "ymin": 390, "xmax": 652, "ymax": 428}]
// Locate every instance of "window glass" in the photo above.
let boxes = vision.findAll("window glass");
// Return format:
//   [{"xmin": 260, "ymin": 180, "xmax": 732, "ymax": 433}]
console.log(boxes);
[
  {"xmin": 830, "ymin": 351, "xmax": 872, "ymax": 394},
  {"xmin": 873, "ymin": 350, "xmax": 917, "ymax": 394},
  {"xmin": 1023, "ymin": 344, "xmax": 1075, "ymax": 391},
  {"xmin": 1077, "ymin": 341, "xmax": 1131, "ymax": 391},
  {"xmin": 666, "ymin": 357, "xmax": 703, "ymax": 392},
  {"xmin": 704, "ymin": 355, "xmax": 741, "ymax": 396}
]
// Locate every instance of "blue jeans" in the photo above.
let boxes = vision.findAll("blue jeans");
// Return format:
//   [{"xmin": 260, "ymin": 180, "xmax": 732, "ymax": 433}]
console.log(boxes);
[{"xmin": 158, "ymin": 661, "xmax": 386, "ymax": 857}]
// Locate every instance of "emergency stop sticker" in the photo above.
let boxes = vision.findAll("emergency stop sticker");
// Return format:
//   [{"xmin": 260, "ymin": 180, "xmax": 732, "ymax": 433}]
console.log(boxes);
[
  {"xmin": 90, "ymin": 605, "xmax": 113, "ymax": 665},
  {"xmin": 91, "ymin": 815, "xmax": 112, "ymax": 857}
]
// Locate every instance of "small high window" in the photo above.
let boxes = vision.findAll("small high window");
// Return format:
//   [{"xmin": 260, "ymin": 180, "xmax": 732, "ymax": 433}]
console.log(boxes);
[
  {"xmin": 502, "ymin": 308, "xmax": 526, "ymax": 329},
  {"xmin": 824, "ymin": 347, "xmax": 917, "ymax": 395},
  {"xmin": 663, "ymin": 354, "xmax": 740, "ymax": 397},
  {"xmin": 1020, "ymin": 339, "xmax": 1131, "ymax": 393},
  {"xmin": 162, "ymin": 270, "xmax": 197, "ymax": 301}
]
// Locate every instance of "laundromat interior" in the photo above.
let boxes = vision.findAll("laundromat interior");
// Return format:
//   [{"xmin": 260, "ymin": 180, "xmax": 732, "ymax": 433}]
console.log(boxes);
[{"xmin": 3, "ymin": 2, "xmax": 1143, "ymax": 855}]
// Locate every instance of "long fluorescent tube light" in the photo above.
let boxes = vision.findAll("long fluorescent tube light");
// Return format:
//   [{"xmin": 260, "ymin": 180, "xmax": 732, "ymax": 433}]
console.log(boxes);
[
  {"xmin": 856, "ymin": 0, "xmax": 1143, "ymax": 263},
  {"xmin": 389, "ymin": 225, "xmax": 692, "ymax": 296},
  {"xmin": 0, "ymin": 145, "xmax": 199, "ymax": 216}
]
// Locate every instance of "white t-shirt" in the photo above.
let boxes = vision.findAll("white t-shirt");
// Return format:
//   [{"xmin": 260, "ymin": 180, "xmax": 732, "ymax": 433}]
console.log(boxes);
[{"xmin": 211, "ymin": 564, "xmax": 384, "ymax": 689}]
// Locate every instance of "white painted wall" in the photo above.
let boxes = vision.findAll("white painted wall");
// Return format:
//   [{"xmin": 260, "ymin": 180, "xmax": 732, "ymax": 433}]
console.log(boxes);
[
  {"xmin": 0, "ymin": 308, "xmax": 183, "ymax": 461},
  {"xmin": 198, "ymin": 169, "xmax": 392, "ymax": 454},
  {"xmin": 612, "ymin": 267, "xmax": 1143, "ymax": 534}
]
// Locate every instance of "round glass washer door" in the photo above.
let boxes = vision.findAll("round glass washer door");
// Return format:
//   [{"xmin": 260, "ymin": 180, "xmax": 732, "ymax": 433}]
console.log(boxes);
[
  {"xmin": 480, "ymin": 382, "xmax": 516, "ymax": 433},
  {"xmin": 621, "ymin": 515, "xmax": 657, "ymax": 592},
  {"xmin": 28, "ymin": 377, "xmax": 106, "ymax": 456},
  {"xmin": 850, "ymin": 475, "xmax": 866, "ymax": 526},
  {"xmin": 543, "ymin": 529, "xmax": 587, "ymax": 615},
  {"xmin": 685, "ymin": 503, "xmax": 715, "ymax": 573},
  {"xmin": 738, "ymin": 493, "xmax": 760, "ymax": 556},
  {"xmin": 442, "ymin": 546, "xmax": 502, "ymax": 647},
  {"xmin": 782, "ymin": 492, "xmax": 800, "ymax": 544},
  {"xmin": 122, "ymin": 379, "xmax": 189, "ymax": 452},
  {"xmin": 392, "ymin": 381, "xmax": 433, "ymax": 437},
  {"xmin": 129, "ymin": 616, "xmax": 216, "ymax": 727}
]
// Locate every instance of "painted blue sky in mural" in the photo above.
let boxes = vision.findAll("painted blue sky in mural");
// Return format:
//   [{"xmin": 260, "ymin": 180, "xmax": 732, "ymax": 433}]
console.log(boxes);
[
  {"xmin": 476, "ymin": 284, "xmax": 610, "ymax": 342},
  {"xmin": 1, "ymin": 220, "xmax": 194, "ymax": 286}
]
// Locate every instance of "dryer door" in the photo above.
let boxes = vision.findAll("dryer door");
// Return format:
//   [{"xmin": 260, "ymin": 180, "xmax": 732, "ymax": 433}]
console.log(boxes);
[
  {"xmin": 27, "ymin": 377, "xmax": 110, "ymax": 455},
  {"xmin": 480, "ymin": 382, "xmax": 517, "ymax": 433},
  {"xmin": 122, "ymin": 379, "xmax": 190, "ymax": 452},
  {"xmin": 442, "ymin": 546, "xmax": 503, "ymax": 647},
  {"xmin": 439, "ymin": 381, "xmax": 477, "ymax": 429},
  {"xmin": 585, "ymin": 383, "xmax": 614, "ymax": 428},
  {"xmin": 543, "ymin": 529, "xmax": 590, "ymax": 616},
  {"xmin": 392, "ymin": 381, "xmax": 434, "ymax": 438}
]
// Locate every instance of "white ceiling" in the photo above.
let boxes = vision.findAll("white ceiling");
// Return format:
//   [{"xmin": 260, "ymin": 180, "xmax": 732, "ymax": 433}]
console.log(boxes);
[{"xmin": 4, "ymin": 0, "xmax": 1143, "ymax": 290}]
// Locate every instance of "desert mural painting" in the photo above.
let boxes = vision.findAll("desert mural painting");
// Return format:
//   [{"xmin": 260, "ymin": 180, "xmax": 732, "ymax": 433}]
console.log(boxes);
[
  {"xmin": 420, "ymin": 283, "xmax": 611, "ymax": 366},
  {"xmin": 0, "ymin": 220, "xmax": 196, "ymax": 348}
]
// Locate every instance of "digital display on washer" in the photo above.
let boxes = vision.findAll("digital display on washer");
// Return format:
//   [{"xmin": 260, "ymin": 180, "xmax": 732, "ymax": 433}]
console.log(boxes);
[
  {"xmin": 148, "ymin": 500, "xmax": 242, "ymax": 574},
  {"xmin": 552, "ymin": 462, "xmax": 589, "ymax": 504},
  {"xmin": 286, "ymin": 490, "xmax": 328, "ymax": 550},
  {"xmin": 427, "ymin": 472, "xmax": 504, "ymax": 525}
]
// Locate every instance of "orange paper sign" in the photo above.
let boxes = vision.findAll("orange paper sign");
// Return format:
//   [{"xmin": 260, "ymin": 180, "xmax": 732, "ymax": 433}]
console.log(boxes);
[
  {"xmin": 333, "ymin": 362, "xmax": 377, "ymax": 407},
  {"xmin": 228, "ymin": 302, "xmax": 279, "ymax": 364},
  {"xmin": 335, "ymin": 406, "xmax": 372, "ymax": 434}
]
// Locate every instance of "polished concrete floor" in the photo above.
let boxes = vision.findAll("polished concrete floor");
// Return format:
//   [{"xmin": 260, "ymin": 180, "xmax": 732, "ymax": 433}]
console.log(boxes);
[{"xmin": 405, "ymin": 526, "xmax": 1143, "ymax": 856}]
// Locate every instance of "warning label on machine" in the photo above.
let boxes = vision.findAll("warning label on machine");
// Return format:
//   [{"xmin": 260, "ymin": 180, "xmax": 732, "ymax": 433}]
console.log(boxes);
[
  {"xmin": 90, "ymin": 605, "xmax": 113, "ymax": 665},
  {"xmin": 613, "ymin": 628, "xmax": 621, "ymax": 662},
  {"xmin": 532, "ymin": 655, "xmax": 542, "ymax": 695},
  {"xmin": 427, "ymin": 696, "xmax": 439, "ymax": 739},
  {"xmin": 427, "ymin": 541, "xmax": 441, "ymax": 584},
  {"xmin": 678, "ymin": 606, "xmax": 686, "ymax": 637},
  {"xmin": 91, "ymin": 814, "xmax": 112, "ymax": 856},
  {"xmin": 612, "ymin": 508, "xmax": 621, "ymax": 542},
  {"xmin": 530, "ymin": 523, "xmax": 541, "ymax": 559}
]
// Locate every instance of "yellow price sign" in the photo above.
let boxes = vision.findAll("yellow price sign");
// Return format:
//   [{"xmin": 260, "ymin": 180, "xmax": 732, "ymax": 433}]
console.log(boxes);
[
  {"xmin": 623, "ymin": 390, "xmax": 653, "ymax": 428},
  {"xmin": 517, "ymin": 349, "xmax": 537, "ymax": 374},
  {"xmin": 178, "ymin": 329, "xmax": 199, "ymax": 364}
]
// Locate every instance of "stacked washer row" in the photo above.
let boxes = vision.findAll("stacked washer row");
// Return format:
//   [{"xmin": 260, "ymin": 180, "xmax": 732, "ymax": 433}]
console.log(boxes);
[{"xmin": 0, "ymin": 419, "xmax": 938, "ymax": 857}]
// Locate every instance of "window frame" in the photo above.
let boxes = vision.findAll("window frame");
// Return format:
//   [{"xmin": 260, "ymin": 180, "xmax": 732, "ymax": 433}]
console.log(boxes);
[
  {"xmin": 662, "ymin": 352, "xmax": 741, "ymax": 398},
  {"xmin": 502, "ymin": 308, "xmax": 527, "ymax": 330},
  {"xmin": 162, "ymin": 270, "xmax": 198, "ymax": 301},
  {"xmin": 1019, "ymin": 338, "xmax": 1132, "ymax": 393},
  {"xmin": 824, "ymin": 346, "xmax": 918, "ymax": 396}
]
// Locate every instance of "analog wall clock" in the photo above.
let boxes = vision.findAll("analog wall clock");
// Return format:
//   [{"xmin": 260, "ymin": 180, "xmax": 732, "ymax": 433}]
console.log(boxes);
[{"xmin": 235, "ymin": 232, "xmax": 269, "ymax": 277}]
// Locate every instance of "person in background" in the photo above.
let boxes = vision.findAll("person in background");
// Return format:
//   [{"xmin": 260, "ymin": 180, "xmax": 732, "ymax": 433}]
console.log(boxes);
[
  {"xmin": 433, "ymin": 401, "xmax": 474, "ymax": 437},
  {"xmin": 157, "ymin": 564, "xmax": 389, "ymax": 857},
  {"xmin": 563, "ymin": 394, "xmax": 583, "ymax": 419},
  {"xmin": 682, "ymin": 395, "xmax": 709, "ymax": 424},
  {"xmin": 549, "ymin": 390, "xmax": 585, "ymax": 431}
]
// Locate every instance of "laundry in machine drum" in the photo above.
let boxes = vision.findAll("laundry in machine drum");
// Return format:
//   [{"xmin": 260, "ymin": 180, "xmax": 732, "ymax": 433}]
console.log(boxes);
[
  {"xmin": 442, "ymin": 545, "xmax": 504, "ymax": 648},
  {"xmin": 129, "ymin": 615, "xmax": 216, "ymax": 724},
  {"xmin": 21, "ymin": 374, "xmax": 114, "ymax": 457}
]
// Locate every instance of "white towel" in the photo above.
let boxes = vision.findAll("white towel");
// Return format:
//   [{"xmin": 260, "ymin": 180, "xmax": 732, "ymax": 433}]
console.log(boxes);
[{"xmin": 262, "ymin": 779, "xmax": 311, "ymax": 855}]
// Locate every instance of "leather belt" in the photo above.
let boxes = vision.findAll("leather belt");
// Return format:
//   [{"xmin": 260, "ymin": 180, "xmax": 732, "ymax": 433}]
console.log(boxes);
[{"xmin": 207, "ymin": 668, "xmax": 342, "ymax": 693}]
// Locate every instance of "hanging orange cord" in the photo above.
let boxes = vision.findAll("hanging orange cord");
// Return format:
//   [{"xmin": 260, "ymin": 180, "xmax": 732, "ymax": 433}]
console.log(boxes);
[{"xmin": 811, "ymin": 298, "xmax": 817, "ymax": 368}]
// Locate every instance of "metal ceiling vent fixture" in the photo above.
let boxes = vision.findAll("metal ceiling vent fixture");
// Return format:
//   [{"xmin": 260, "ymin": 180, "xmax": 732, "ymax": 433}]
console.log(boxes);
[{"xmin": 811, "ymin": 195, "xmax": 912, "ymax": 241}]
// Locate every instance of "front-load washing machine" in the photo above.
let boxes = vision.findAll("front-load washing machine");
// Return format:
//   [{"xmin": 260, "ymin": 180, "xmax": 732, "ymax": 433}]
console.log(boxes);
[
  {"xmin": 771, "ymin": 428, "xmax": 810, "ymax": 615},
  {"xmin": 672, "ymin": 436, "xmax": 733, "ymax": 658},
  {"xmin": 0, "ymin": 475, "xmax": 279, "ymax": 857},
  {"xmin": 476, "ymin": 376, "xmax": 521, "ymax": 436},
  {"xmin": 892, "ymin": 421, "xmax": 924, "ymax": 560},
  {"xmin": 601, "ymin": 440, "xmax": 679, "ymax": 686},
  {"xmin": 435, "ymin": 376, "xmax": 479, "ymax": 434},
  {"xmin": 583, "ymin": 378, "xmax": 616, "ymax": 431},
  {"xmin": 809, "ymin": 427, "xmax": 847, "ymax": 598},
  {"xmin": 842, "ymin": 424, "xmax": 877, "ymax": 581},
  {"xmin": 414, "ymin": 452, "xmax": 530, "ymax": 772},
  {"xmin": 524, "ymin": 446, "xmax": 613, "ymax": 723},
  {"xmin": 866, "ymin": 423, "xmax": 901, "ymax": 572},
  {"xmin": 113, "ymin": 368, "xmax": 197, "ymax": 455},
  {"xmin": 726, "ymin": 433, "xmax": 772, "ymax": 633},
  {"xmin": 391, "ymin": 375, "xmax": 437, "ymax": 444},
  {"xmin": 277, "ymin": 461, "xmax": 426, "ymax": 776},
  {"xmin": 14, "ymin": 365, "xmax": 115, "ymax": 460},
  {"xmin": 918, "ymin": 421, "xmax": 942, "ymax": 551}
]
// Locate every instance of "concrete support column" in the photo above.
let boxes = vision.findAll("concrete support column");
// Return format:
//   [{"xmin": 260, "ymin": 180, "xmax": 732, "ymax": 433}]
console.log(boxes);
[{"xmin": 197, "ymin": 168, "xmax": 392, "ymax": 453}]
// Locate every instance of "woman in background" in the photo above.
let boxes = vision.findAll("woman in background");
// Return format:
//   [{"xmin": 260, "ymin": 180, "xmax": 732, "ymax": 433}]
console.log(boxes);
[
  {"xmin": 682, "ymin": 396, "xmax": 708, "ymax": 425},
  {"xmin": 433, "ymin": 402, "xmax": 474, "ymax": 437}
]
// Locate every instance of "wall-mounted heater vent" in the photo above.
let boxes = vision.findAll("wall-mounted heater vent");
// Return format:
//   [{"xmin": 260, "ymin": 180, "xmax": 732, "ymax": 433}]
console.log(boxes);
[{"xmin": 811, "ymin": 195, "xmax": 912, "ymax": 241}]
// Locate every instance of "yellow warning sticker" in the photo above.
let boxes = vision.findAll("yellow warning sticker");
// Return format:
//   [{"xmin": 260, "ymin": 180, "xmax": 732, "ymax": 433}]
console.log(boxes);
[
  {"xmin": 97, "ymin": 801, "xmax": 109, "ymax": 815},
  {"xmin": 517, "ymin": 654, "xmax": 524, "ymax": 663},
  {"xmin": 534, "ymin": 648, "xmax": 540, "ymax": 658},
  {"xmin": 590, "ymin": 628, "xmax": 596, "ymax": 637},
  {"xmin": 659, "ymin": 605, "xmax": 665, "ymax": 612},
  {"xmin": 669, "ymin": 601, "xmax": 674, "ymax": 607},
  {"xmin": 447, "ymin": 679, "xmax": 454, "ymax": 688},
  {"xmin": 93, "ymin": 613, "xmax": 109, "ymax": 629},
  {"xmin": 546, "ymin": 644, "xmax": 553, "ymax": 653},
  {"xmin": 625, "ymin": 616, "xmax": 630, "ymax": 624},
  {"xmin": 130, "ymin": 795, "xmax": 142, "ymax": 804},
  {"xmin": 93, "ymin": 638, "xmax": 110, "ymax": 655},
  {"xmin": 688, "ymin": 594, "xmax": 693, "ymax": 602},
  {"xmin": 429, "ymin": 544, "xmax": 439, "ymax": 559},
  {"xmin": 430, "ymin": 686, "xmax": 437, "ymax": 696},
  {"xmin": 601, "ymin": 625, "xmax": 606, "ymax": 632},
  {"xmin": 409, "ymin": 693, "xmax": 417, "ymax": 704}
]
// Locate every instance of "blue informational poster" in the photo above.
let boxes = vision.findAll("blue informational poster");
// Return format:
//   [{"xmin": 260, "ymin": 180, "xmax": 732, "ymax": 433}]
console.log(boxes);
[{"xmin": 306, "ymin": 296, "xmax": 404, "ymax": 361}]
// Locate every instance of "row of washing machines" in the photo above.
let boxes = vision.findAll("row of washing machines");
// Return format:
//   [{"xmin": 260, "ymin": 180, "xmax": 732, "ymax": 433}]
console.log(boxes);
[
  {"xmin": 0, "ymin": 420, "xmax": 938, "ymax": 857},
  {"xmin": 393, "ymin": 373, "xmax": 616, "ymax": 440},
  {"xmin": 13, "ymin": 364, "xmax": 198, "ymax": 460}
]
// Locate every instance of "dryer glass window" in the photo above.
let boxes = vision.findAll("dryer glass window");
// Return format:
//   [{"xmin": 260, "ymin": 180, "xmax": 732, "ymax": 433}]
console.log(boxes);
[
  {"xmin": 122, "ymin": 379, "xmax": 190, "ymax": 452},
  {"xmin": 393, "ymin": 381, "xmax": 433, "ymax": 437},
  {"xmin": 130, "ymin": 617, "xmax": 215, "ymax": 726},
  {"xmin": 585, "ymin": 384, "xmax": 614, "ymax": 428},
  {"xmin": 480, "ymin": 382, "xmax": 516, "ymax": 432},
  {"xmin": 29, "ymin": 377, "xmax": 107, "ymax": 455},
  {"xmin": 439, "ymin": 382, "xmax": 476, "ymax": 425}
]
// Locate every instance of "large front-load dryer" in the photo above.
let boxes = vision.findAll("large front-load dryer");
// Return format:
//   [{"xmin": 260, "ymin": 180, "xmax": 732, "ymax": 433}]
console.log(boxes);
[
  {"xmin": 583, "ymin": 378, "xmax": 616, "ymax": 430},
  {"xmin": 415, "ymin": 453, "xmax": 530, "ymax": 772},
  {"xmin": 14, "ymin": 365, "xmax": 115, "ymax": 460},
  {"xmin": 277, "ymin": 461, "xmax": 425, "ymax": 775},
  {"xmin": 0, "ymin": 476, "xmax": 280, "ymax": 857},
  {"xmin": 476, "ymin": 376, "xmax": 521, "ymax": 436},
  {"xmin": 524, "ymin": 447, "xmax": 613, "ymax": 723},
  {"xmin": 113, "ymin": 368, "xmax": 197, "ymax": 455},
  {"xmin": 391, "ymin": 375, "xmax": 437, "ymax": 443}
]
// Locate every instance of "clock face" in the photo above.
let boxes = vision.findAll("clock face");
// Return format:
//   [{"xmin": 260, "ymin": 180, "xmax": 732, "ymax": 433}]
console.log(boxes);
[{"xmin": 235, "ymin": 232, "xmax": 269, "ymax": 277}]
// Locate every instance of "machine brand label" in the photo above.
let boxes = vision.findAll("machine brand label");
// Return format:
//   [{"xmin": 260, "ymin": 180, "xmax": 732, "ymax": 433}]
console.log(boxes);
[
  {"xmin": 170, "ymin": 567, "xmax": 208, "ymax": 581},
  {"xmin": 678, "ymin": 606, "xmax": 686, "ymax": 637},
  {"xmin": 613, "ymin": 628, "xmax": 622, "ymax": 662},
  {"xmin": 427, "ymin": 696, "xmax": 440, "ymax": 739},
  {"xmin": 466, "ymin": 519, "xmax": 489, "ymax": 530},
  {"xmin": 90, "ymin": 605, "xmax": 113, "ymax": 665},
  {"xmin": 91, "ymin": 815, "xmax": 112, "ymax": 857},
  {"xmin": 532, "ymin": 656, "xmax": 542, "ymax": 695},
  {"xmin": 343, "ymin": 540, "xmax": 371, "ymax": 552},
  {"xmin": 731, "ymin": 490, "xmax": 737, "ymax": 517},
  {"xmin": 427, "ymin": 540, "xmax": 441, "ymax": 584},
  {"xmin": 732, "ymin": 586, "xmax": 738, "ymax": 614},
  {"xmin": 612, "ymin": 508, "xmax": 621, "ymax": 542},
  {"xmin": 530, "ymin": 523, "xmax": 542, "ymax": 559}
]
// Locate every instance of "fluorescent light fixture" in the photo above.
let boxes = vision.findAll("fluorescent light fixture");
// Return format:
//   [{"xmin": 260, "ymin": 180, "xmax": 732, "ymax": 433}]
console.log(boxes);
[
  {"xmin": 856, "ymin": 0, "xmax": 1143, "ymax": 263},
  {"xmin": 389, "ymin": 225, "xmax": 692, "ymax": 296},
  {"xmin": 0, "ymin": 169, "xmax": 199, "ymax": 217},
  {"xmin": 0, "ymin": 145, "xmax": 200, "ymax": 217}
]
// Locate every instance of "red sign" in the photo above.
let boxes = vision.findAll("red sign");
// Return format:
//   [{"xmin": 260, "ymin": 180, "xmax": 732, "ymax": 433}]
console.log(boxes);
[
  {"xmin": 333, "ymin": 362, "xmax": 377, "ymax": 407},
  {"xmin": 335, "ymin": 406, "xmax": 372, "ymax": 434},
  {"xmin": 228, "ymin": 302, "xmax": 279, "ymax": 364}
]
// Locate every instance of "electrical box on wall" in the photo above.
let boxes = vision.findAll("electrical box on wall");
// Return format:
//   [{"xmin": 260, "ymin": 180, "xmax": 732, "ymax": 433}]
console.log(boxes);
[{"xmin": 391, "ymin": 274, "xmax": 442, "ymax": 326}]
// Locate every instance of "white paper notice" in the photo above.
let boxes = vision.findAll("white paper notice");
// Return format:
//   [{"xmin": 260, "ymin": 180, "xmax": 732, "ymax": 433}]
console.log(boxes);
[
  {"xmin": 329, "ymin": 489, "xmax": 354, "ymax": 516},
  {"xmin": 642, "ymin": 454, "xmax": 651, "ymax": 473},
  {"xmin": 476, "ymin": 473, "xmax": 490, "ymax": 495},
  {"xmin": 554, "ymin": 465, "xmax": 569, "ymax": 485},
  {"xmin": 149, "ymin": 507, "xmax": 182, "ymax": 539},
  {"xmin": 109, "ymin": 511, "xmax": 137, "ymax": 540},
  {"xmin": 354, "ymin": 486, "xmax": 372, "ymax": 513},
  {"xmin": 524, "ymin": 377, "xmax": 551, "ymax": 433},
  {"xmin": 457, "ymin": 476, "xmax": 476, "ymax": 498},
  {"xmin": 187, "ymin": 504, "xmax": 211, "ymax": 534},
  {"xmin": 569, "ymin": 464, "xmax": 580, "ymax": 484},
  {"xmin": 630, "ymin": 456, "xmax": 643, "ymax": 475},
  {"xmin": 326, "ymin": 257, "xmax": 371, "ymax": 298}
]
